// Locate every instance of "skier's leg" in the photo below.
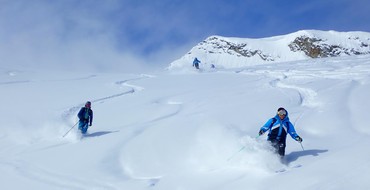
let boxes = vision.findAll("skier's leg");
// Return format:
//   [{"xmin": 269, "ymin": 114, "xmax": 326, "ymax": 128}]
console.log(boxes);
[
  {"xmin": 78, "ymin": 121, "xmax": 84, "ymax": 130},
  {"xmin": 81, "ymin": 122, "xmax": 88, "ymax": 134},
  {"xmin": 269, "ymin": 139, "xmax": 280, "ymax": 154},
  {"xmin": 278, "ymin": 142, "xmax": 286, "ymax": 157}
]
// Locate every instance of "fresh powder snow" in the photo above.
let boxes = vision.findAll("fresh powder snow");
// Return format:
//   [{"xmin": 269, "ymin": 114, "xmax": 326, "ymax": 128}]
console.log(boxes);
[{"xmin": 1, "ymin": 34, "xmax": 370, "ymax": 189}]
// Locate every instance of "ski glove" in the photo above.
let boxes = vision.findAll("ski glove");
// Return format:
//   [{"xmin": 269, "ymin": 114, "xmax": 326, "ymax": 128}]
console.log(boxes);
[
  {"xmin": 295, "ymin": 136, "xmax": 303, "ymax": 142},
  {"xmin": 258, "ymin": 129, "xmax": 264, "ymax": 136}
]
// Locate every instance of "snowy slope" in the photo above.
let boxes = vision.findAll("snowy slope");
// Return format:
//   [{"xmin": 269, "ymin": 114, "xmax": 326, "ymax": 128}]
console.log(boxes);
[
  {"xmin": 169, "ymin": 30, "xmax": 370, "ymax": 70},
  {"xmin": 1, "ymin": 54, "xmax": 370, "ymax": 189}
]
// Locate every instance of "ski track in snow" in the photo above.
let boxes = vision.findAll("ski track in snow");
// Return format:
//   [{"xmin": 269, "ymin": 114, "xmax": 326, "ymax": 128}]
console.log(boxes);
[
  {"xmin": 114, "ymin": 74, "xmax": 154, "ymax": 91},
  {"xmin": 61, "ymin": 74, "xmax": 153, "ymax": 122},
  {"xmin": 102, "ymin": 98, "xmax": 183, "ymax": 184},
  {"xmin": 256, "ymin": 69, "xmax": 321, "ymax": 108},
  {"xmin": 59, "ymin": 73, "xmax": 171, "ymax": 186},
  {"xmin": 0, "ymin": 80, "xmax": 31, "ymax": 85},
  {"xmin": 0, "ymin": 74, "xmax": 159, "ymax": 189},
  {"xmin": 0, "ymin": 74, "xmax": 97, "ymax": 86},
  {"xmin": 273, "ymin": 79, "xmax": 320, "ymax": 108},
  {"xmin": 236, "ymin": 67, "xmax": 321, "ymax": 108},
  {"xmin": 235, "ymin": 60, "xmax": 370, "ymax": 137},
  {"xmin": 61, "ymin": 89, "xmax": 135, "ymax": 123},
  {"xmin": 46, "ymin": 75, "xmax": 97, "ymax": 82},
  {"xmin": 242, "ymin": 63, "xmax": 368, "ymax": 109}
]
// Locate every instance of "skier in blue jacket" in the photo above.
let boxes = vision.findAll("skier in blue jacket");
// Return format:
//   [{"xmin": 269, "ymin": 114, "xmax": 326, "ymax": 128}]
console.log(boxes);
[
  {"xmin": 258, "ymin": 107, "xmax": 302, "ymax": 156},
  {"xmin": 77, "ymin": 101, "xmax": 93, "ymax": 134},
  {"xmin": 193, "ymin": 58, "xmax": 201, "ymax": 69}
]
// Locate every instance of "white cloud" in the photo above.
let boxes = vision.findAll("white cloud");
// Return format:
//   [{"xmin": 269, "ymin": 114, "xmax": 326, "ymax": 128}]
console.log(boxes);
[{"xmin": 0, "ymin": 0, "xmax": 158, "ymax": 72}]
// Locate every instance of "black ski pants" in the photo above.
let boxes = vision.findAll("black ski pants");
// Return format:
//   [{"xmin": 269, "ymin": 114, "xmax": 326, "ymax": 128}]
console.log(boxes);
[{"xmin": 268, "ymin": 139, "xmax": 286, "ymax": 157}]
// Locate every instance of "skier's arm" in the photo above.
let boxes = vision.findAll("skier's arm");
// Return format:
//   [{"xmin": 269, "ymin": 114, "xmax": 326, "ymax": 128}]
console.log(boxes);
[
  {"xmin": 89, "ymin": 110, "xmax": 93, "ymax": 126},
  {"xmin": 259, "ymin": 118, "xmax": 274, "ymax": 134},
  {"xmin": 77, "ymin": 108, "xmax": 83, "ymax": 120},
  {"xmin": 287, "ymin": 121, "xmax": 299, "ymax": 139}
]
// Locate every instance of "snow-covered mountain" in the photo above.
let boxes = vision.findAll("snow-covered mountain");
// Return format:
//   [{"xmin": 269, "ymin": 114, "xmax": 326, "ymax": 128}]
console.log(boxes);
[{"xmin": 169, "ymin": 30, "xmax": 370, "ymax": 70}]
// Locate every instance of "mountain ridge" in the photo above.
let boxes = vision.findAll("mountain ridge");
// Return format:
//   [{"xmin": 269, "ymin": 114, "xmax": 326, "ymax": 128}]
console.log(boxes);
[{"xmin": 169, "ymin": 30, "xmax": 370, "ymax": 70}]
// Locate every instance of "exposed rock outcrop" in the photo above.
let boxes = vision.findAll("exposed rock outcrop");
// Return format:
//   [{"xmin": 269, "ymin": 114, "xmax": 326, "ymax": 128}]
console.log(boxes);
[{"xmin": 288, "ymin": 36, "xmax": 370, "ymax": 58}]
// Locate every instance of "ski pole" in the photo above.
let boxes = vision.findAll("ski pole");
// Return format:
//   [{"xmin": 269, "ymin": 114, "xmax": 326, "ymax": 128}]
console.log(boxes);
[
  {"xmin": 227, "ymin": 146, "xmax": 245, "ymax": 161},
  {"xmin": 62, "ymin": 121, "xmax": 79, "ymax": 138},
  {"xmin": 299, "ymin": 142, "xmax": 305, "ymax": 151}
]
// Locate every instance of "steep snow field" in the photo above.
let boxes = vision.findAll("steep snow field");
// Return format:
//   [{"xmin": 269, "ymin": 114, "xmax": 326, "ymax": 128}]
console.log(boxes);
[{"xmin": 1, "ymin": 55, "xmax": 370, "ymax": 190}]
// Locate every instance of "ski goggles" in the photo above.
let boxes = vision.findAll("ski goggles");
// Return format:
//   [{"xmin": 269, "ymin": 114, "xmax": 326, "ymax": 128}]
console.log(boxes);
[{"xmin": 277, "ymin": 110, "xmax": 286, "ymax": 116}]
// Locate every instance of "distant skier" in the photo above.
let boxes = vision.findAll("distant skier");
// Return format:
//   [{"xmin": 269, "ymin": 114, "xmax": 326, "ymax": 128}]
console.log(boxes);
[
  {"xmin": 193, "ymin": 57, "xmax": 201, "ymax": 69},
  {"xmin": 258, "ymin": 107, "xmax": 302, "ymax": 157},
  {"xmin": 77, "ymin": 101, "xmax": 93, "ymax": 134}
]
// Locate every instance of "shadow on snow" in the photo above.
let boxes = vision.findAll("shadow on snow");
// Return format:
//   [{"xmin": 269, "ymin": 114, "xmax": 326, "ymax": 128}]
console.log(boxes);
[
  {"xmin": 284, "ymin": 149, "xmax": 328, "ymax": 164},
  {"xmin": 84, "ymin": 131, "xmax": 119, "ymax": 138}
]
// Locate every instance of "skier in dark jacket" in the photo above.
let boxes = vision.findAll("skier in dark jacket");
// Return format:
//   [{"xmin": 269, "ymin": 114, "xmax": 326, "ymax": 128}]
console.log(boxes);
[
  {"xmin": 258, "ymin": 107, "xmax": 302, "ymax": 157},
  {"xmin": 77, "ymin": 101, "xmax": 93, "ymax": 134},
  {"xmin": 193, "ymin": 58, "xmax": 201, "ymax": 69}
]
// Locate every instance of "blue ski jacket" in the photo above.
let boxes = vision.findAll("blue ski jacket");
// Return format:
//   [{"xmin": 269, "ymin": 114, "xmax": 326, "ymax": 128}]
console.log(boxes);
[
  {"xmin": 193, "ymin": 58, "xmax": 200, "ymax": 66},
  {"xmin": 78, "ymin": 107, "xmax": 93, "ymax": 125},
  {"xmin": 260, "ymin": 110, "xmax": 298, "ymax": 143}
]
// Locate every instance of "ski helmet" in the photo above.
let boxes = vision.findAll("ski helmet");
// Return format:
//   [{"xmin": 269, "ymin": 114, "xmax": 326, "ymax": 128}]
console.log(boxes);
[{"xmin": 277, "ymin": 107, "xmax": 286, "ymax": 116}]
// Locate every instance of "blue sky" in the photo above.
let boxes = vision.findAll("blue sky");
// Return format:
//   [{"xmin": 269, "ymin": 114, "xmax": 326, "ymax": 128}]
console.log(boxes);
[{"xmin": 0, "ymin": 0, "xmax": 369, "ymax": 71}]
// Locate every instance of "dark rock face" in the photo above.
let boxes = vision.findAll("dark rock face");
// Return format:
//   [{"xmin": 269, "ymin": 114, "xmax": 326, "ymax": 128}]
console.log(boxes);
[
  {"xmin": 288, "ymin": 36, "xmax": 370, "ymax": 58},
  {"xmin": 199, "ymin": 37, "xmax": 275, "ymax": 61}
]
